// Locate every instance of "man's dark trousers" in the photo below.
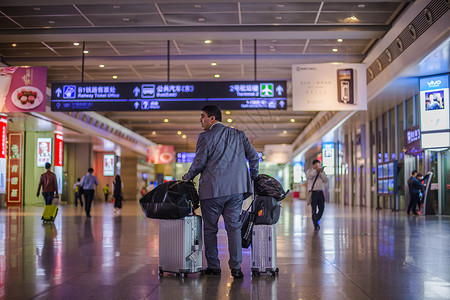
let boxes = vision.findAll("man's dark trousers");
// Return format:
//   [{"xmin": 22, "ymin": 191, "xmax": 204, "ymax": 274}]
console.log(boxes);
[
  {"xmin": 83, "ymin": 190, "xmax": 95, "ymax": 216},
  {"xmin": 201, "ymin": 193, "xmax": 244, "ymax": 270},
  {"xmin": 408, "ymin": 193, "xmax": 420, "ymax": 214},
  {"xmin": 42, "ymin": 192, "xmax": 54, "ymax": 205},
  {"xmin": 311, "ymin": 191, "xmax": 325, "ymax": 226}
]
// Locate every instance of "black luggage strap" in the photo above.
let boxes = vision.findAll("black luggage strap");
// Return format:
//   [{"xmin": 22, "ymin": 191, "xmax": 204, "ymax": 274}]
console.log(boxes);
[{"xmin": 310, "ymin": 172, "xmax": 321, "ymax": 192}]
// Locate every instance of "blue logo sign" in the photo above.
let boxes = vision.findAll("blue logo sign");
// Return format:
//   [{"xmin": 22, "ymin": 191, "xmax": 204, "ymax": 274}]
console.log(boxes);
[
  {"xmin": 420, "ymin": 74, "xmax": 449, "ymax": 91},
  {"xmin": 142, "ymin": 84, "xmax": 156, "ymax": 98},
  {"xmin": 63, "ymin": 85, "xmax": 76, "ymax": 99}
]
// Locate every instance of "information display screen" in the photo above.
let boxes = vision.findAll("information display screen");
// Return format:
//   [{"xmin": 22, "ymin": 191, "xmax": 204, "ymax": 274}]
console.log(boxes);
[{"xmin": 51, "ymin": 81, "xmax": 287, "ymax": 111}]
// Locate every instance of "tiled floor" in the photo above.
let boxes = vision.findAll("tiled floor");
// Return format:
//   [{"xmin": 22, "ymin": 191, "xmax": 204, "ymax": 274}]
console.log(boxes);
[{"xmin": 0, "ymin": 198, "xmax": 449, "ymax": 300}]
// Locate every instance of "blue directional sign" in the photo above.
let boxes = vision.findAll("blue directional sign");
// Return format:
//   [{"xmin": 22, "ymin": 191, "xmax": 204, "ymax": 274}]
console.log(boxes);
[{"xmin": 51, "ymin": 81, "xmax": 287, "ymax": 111}]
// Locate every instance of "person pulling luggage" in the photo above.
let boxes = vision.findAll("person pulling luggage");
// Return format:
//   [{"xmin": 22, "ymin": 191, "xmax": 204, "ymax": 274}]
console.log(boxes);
[
  {"xmin": 37, "ymin": 162, "xmax": 59, "ymax": 205},
  {"xmin": 183, "ymin": 105, "xmax": 259, "ymax": 279}
]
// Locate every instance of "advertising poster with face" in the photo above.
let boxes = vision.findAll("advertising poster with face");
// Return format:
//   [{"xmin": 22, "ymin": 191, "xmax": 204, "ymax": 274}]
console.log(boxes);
[
  {"xmin": 147, "ymin": 145, "xmax": 175, "ymax": 164},
  {"xmin": 0, "ymin": 67, "xmax": 47, "ymax": 112},
  {"xmin": 37, "ymin": 138, "xmax": 52, "ymax": 167},
  {"xmin": 292, "ymin": 63, "xmax": 367, "ymax": 111},
  {"xmin": 103, "ymin": 154, "xmax": 115, "ymax": 176}
]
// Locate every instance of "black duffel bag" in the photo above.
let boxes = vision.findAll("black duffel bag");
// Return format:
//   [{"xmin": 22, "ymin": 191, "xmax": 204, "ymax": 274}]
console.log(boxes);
[
  {"xmin": 139, "ymin": 180, "xmax": 199, "ymax": 219},
  {"xmin": 254, "ymin": 174, "xmax": 289, "ymax": 201},
  {"xmin": 253, "ymin": 196, "xmax": 281, "ymax": 225}
]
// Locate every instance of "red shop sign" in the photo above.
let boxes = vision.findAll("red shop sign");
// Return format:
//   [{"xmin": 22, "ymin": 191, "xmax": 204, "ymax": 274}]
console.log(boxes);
[
  {"xmin": 0, "ymin": 117, "xmax": 6, "ymax": 159},
  {"xmin": 7, "ymin": 132, "xmax": 23, "ymax": 205},
  {"xmin": 54, "ymin": 132, "xmax": 63, "ymax": 167}
]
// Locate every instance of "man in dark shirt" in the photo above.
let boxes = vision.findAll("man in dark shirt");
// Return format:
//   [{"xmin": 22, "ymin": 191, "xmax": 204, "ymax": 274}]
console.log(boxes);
[
  {"xmin": 407, "ymin": 170, "xmax": 422, "ymax": 216},
  {"xmin": 37, "ymin": 162, "xmax": 58, "ymax": 205}
]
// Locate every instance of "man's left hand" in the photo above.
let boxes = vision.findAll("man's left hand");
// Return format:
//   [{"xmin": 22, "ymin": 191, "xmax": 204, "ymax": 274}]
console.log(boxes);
[{"xmin": 182, "ymin": 174, "xmax": 188, "ymax": 180}]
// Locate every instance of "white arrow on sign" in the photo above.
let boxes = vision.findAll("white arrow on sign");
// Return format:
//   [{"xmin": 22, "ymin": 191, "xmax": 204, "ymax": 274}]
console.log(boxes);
[
  {"xmin": 133, "ymin": 87, "xmax": 140, "ymax": 97},
  {"xmin": 55, "ymin": 88, "xmax": 62, "ymax": 97},
  {"xmin": 134, "ymin": 101, "xmax": 140, "ymax": 109},
  {"xmin": 276, "ymin": 85, "xmax": 284, "ymax": 96}
]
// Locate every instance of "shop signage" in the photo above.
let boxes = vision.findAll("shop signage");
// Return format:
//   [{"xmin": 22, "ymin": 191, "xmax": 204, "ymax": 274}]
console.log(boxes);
[
  {"xmin": 419, "ymin": 74, "xmax": 450, "ymax": 149},
  {"xmin": 7, "ymin": 132, "xmax": 23, "ymax": 205},
  {"xmin": 0, "ymin": 117, "xmax": 7, "ymax": 194},
  {"xmin": 36, "ymin": 138, "xmax": 52, "ymax": 167},
  {"xmin": 292, "ymin": 63, "xmax": 367, "ymax": 111},
  {"xmin": 0, "ymin": 67, "xmax": 47, "ymax": 112},
  {"xmin": 404, "ymin": 126, "xmax": 422, "ymax": 155},
  {"xmin": 50, "ymin": 81, "xmax": 287, "ymax": 111},
  {"xmin": 54, "ymin": 132, "xmax": 63, "ymax": 194},
  {"xmin": 103, "ymin": 154, "xmax": 115, "ymax": 176},
  {"xmin": 147, "ymin": 145, "xmax": 175, "ymax": 164}
]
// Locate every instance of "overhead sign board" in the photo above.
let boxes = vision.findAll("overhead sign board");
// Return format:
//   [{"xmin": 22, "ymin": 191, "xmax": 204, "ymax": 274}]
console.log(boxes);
[
  {"xmin": 51, "ymin": 81, "xmax": 287, "ymax": 111},
  {"xmin": 419, "ymin": 74, "xmax": 450, "ymax": 149},
  {"xmin": 292, "ymin": 63, "xmax": 367, "ymax": 111}
]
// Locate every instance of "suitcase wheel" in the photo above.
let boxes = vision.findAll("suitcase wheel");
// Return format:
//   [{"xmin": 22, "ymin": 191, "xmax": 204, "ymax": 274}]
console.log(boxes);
[
  {"xmin": 158, "ymin": 267, "xmax": 164, "ymax": 276},
  {"xmin": 181, "ymin": 272, "xmax": 188, "ymax": 278}
]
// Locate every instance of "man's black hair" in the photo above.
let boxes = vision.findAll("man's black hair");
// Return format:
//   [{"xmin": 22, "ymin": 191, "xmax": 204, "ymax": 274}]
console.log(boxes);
[
  {"xmin": 45, "ymin": 162, "xmax": 51, "ymax": 169},
  {"xmin": 312, "ymin": 159, "xmax": 320, "ymax": 165},
  {"xmin": 201, "ymin": 105, "xmax": 222, "ymax": 122},
  {"xmin": 88, "ymin": 167, "xmax": 94, "ymax": 173},
  {"xmin": 412, "ymin": 170, "xmax": 417, "ymax": 175}
]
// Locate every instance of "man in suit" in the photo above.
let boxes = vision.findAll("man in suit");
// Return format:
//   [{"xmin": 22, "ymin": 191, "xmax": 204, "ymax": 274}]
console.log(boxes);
[{"xmin": 183, "ymin": 105, "xmax": 259, "ymax": 279}]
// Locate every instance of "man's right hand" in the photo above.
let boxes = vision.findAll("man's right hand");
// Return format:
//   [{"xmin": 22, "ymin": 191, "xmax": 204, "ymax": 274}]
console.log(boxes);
[{"xmin": 36, "ymin": 193, "xmax": 40, "ymax": 197}]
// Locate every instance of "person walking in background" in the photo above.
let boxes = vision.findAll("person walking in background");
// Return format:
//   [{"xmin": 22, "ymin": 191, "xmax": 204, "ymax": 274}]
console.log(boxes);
[
  {"xmin": 37, "ymin": 162, "xmax": 58, "ymax": 205},
  {"xmin": 182, "ymin": 105, "xmax": 259, "ymax": 279},
  {"xmin": 113, "ymin": 175, "xmax": 123, "ymax": 214},
  {"xmin": 80, "ymin": 168, "xmax": 98, "ymax": 218},
  {"xmin": 407, "ymin": 170, "xmax": 422, "ymax": 216},
  {"xmin": 73, "ymin": 178, "xmax": 83, "ymax": 207},
  {"xmin": 306, "ymin": 159, "xmax": 328, "ymax": 230},
  {"xmin": 103, "ymin": 184, "xmax": 109, "ymax": 203}
]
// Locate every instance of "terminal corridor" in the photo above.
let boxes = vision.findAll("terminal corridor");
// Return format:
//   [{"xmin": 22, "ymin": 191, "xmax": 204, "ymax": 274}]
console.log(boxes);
[{"xmin": 1, "ymin": 199, "xmax": 449, "ymax": 300}]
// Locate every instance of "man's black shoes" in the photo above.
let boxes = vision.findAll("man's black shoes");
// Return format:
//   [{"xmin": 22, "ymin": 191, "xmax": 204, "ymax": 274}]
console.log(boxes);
[
  {"xmin": 202, "ymin": 267, "xmax": 221, "ymax": 275},
  {"xmin": 231, "ymin": 268, "xmax": 244, "ymax": 279}
]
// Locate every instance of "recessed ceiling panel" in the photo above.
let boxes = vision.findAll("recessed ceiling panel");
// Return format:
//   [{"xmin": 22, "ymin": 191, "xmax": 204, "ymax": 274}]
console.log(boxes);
[
  {"xmin": 0, "ymin": 17, "xmax": 21, "ymax": 29},
  {"xmin": 77, "ymin": 4, "xmax": 158, "ymax": 15},
  {"xmin": 87, "ymin": 14, "xmax": 163, "ymax": 27},
  {"xmin": 318, "ymin": 12, "xmax": 392, "ymax": 24},
  {"xmin": 321, "ymin": 2, "xmax": 402, "ymax": 12},
  {"xmin": 12, "ymin": 16, "xmax": 92, "ymax": 27},
  {"xmin": 242, "ymin": 13, "xmax": 316, "ymax": 24},
  {"xmin": 164, "ymin": 13, "xmax": 239, "ymax": 25},
  {"xmin": 240, "ymin": 2, "xmax": 320, "ymax": 12},
  {"xmin": 0, "ymin": 5, "xmax": 78, "ymax": 16},
  {"xmin": 158, "ymin": 3, "xmax": 237, "ymax": 13}
]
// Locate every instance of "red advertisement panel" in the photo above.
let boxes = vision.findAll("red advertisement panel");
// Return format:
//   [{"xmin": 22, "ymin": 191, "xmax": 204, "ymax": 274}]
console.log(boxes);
[
  {"xmin": 54, "ymin": 132, "xmax": 63, "ymax": 167},
  {"xmin": 147, "ymin": 145, "xmax": 174, "ymax": 164},
  {"xmin": 0, "ymin": 67, "xmax": 47, "ymax": 112},
  {"xmin": 0, "ymin": 117, "xmax": 6, "ymax": 159},
  {"xmin": 7, "ymin": 132, "xmax": 23, "ymax": 205}
]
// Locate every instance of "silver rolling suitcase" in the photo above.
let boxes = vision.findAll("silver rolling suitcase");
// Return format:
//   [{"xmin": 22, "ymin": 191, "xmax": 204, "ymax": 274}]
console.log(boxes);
[
  {"xmin": 251, "ymin": 224, "xmax": 279, "ymax": 277},
  {"xmin": 158, "ymin": 215, "xmax": 203, "ymax": 278}
]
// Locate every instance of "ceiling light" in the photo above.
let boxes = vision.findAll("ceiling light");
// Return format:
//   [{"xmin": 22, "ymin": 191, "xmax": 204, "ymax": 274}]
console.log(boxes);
[
  {"xmin": 99, "ymin": 64, "xmax": 105, "ymax": 68},
  {"xmin": 182, "ymin": 135, "xmax": 187, "ymax": 139},
  {"xmin": 225, "ymin": 111, "xmax": 231, "ymax": 115},
  {"xmin": 113, "ymin": 5, "xmax": 120, "ymax": 9},
  {"xmin": 271, "ymin": 40, "xmax": 278, "ymax": 43},
  {"xmin": 194, "ymin": 4, "xmax": 202, "ymax": 8},
  {"xmin": 290, "ymin": 119, "xmax": 295, "ymax": 123},
  {"xmin": 11, "ymin": 43, "xmax": 17, "ymax": 47},
  {"xmin": 275, "ymin": 16, "xmax": 283, "ymax": 20},
  {"xmin": 350, "ymin": 15, "xmax": 358, "ymax": 21},
  {"xmin": 214, "ymin": 74, "xmax": 220, "ymax": 78},
  {"xmin": 48, "ymin": 20, "xmax": 55, "ymax": 24},
  {"xmin": 34, "ymin": 7, "xmax": 41, "ymax": 11},
  {"xmin": 177, "ymin": 131, "xmax": 182, "ymax": 135},
  {"xmin": 357, "ymin": 4, "xmax": 366, "ymax": 8},
  {"xmin": 277, "ymin": 4, "xmax": 286, "ymax": 7},
  {"xmin": 122, "ymin": 17, "xmax": 130, "ymax": 22},
  {"xmin": 198, "ymin": 17, "xmax": 206, "ymax": 22},
  {"xmin": 73, "ymin": 42, "xmax": 79, "ymax": 46},
  {"xmin": 164, "ymin": 119, "xmax": 169, "ymax": 123},
  {"xmin": 83, "ymin": 50, "xmax": 89, "ymax": 54},
  {"xmin": 337, "ymin": 39, "xmax": 343, "ymax": 43},
  {"xmin": 152, "ymin": 131, "xmax": 156, "ymax": 135},
  {"xmin": 270, "ymin": 48, "xmax": 276, "ymax": 52},
  {"xmin": 112, "ymin": 75, "xmax": 118, "ymax": 79},
  {"xmin": 227, "ymin": 119, "xmax": 233, "ymax": 123},
  {"xmin": 283, "ymin": 130, "xmax": 287, "ymax": 134},
  {"xmin": 211, "ymin": 62, "xmax": 217, "ymax": 66},
  {"xmin": 332, "ymin": 48, "xmax": 338, "ymax": 52},
  {"xmin": 204, "ymin": 40, "xmax": 212, "ymax": 44}
]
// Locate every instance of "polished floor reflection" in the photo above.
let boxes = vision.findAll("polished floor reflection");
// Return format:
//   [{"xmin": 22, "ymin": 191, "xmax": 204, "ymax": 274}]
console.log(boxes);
[{"xmin": 0, "ymin": 198, "xmax": 449, "ymax": 300}]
